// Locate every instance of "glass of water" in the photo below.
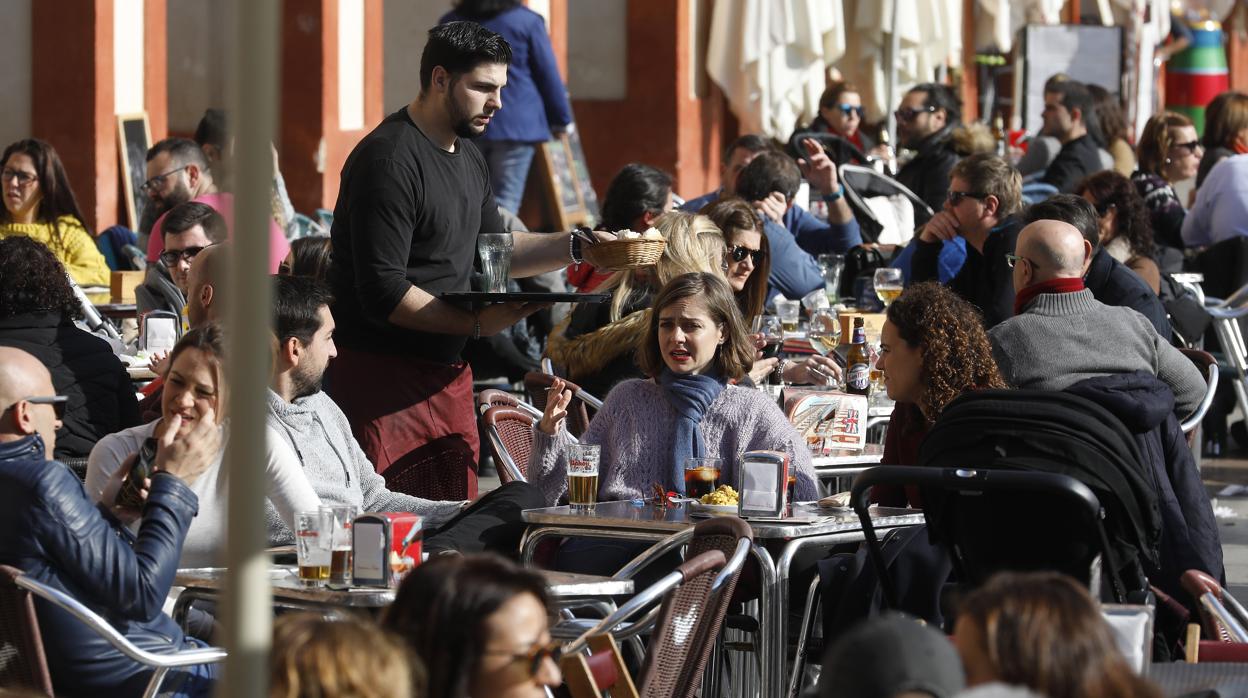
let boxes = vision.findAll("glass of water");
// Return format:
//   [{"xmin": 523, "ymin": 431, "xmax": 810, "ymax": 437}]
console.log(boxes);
[{"xmin": 477, "ymin": 233, "xmax": 514, "ymax": 293}]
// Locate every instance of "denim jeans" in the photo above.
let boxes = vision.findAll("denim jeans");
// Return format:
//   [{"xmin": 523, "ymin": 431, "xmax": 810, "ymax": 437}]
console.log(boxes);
[{"xmin": 477, "ymin": 140, "xmax": 538, "ymax": 215}]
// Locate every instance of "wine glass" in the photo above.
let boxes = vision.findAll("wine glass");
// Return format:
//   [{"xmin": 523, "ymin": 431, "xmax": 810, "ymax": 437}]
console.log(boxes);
[
  {"xmin": 751, "ymin": 315, "xmax": 784, "ymax": 359},
  {"xmin": 808, "ymin": 308, "xmax": 841, "ymax": 355},
  {"xmin": 873, "ymin": 268, "xmax": 904, "ymax": 308}
]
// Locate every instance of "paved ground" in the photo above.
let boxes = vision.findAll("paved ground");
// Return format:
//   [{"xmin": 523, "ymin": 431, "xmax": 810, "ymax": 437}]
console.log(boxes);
[{"xmin": 1202, "ymin": 454, "xmax": 1248, "ymax": 598}]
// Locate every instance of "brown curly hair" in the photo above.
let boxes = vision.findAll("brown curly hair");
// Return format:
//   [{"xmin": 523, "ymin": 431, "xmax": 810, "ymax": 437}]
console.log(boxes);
[
  {"xmin": 1075, "ymin": 171, "xmax": 1154, "ymax": 259},
  {"xmin": 886, "ymin": 282, "xmax": 1006, "ymax": 419}
]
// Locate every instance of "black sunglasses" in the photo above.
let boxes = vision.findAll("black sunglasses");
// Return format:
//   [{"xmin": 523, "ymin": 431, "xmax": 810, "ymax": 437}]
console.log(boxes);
[
  {"xmin": 1169, "ymin": 140, "xmax": 1201, "ymax": 154},
  {"xmin": 894, "ymin": 105, "xmax": 937, "ymax": 122},
  {"xmin": 828, "ymin": 103, "xmax": 864, "ymax": 118},
  {"xmin": 485, "ymin": 640, "xmax": 562, "ymax": 677},
  {"xmin": 3, "ymin": 395, "xmax": 67, "ymax": 420},
  {"xmin": 946, "ymin": 190, "xmax": 989, "ymax": 205},
  {"xmin": 729, "ymin": 246, "xmax": 765, "ymax": 264},
  {"xmin": 159, "ymin": 246, "xmax": 207, "ymax": 268}
]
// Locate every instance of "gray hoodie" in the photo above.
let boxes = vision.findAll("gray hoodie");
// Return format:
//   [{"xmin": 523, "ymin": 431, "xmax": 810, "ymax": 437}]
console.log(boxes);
[{"xmin": 265, "ymin": 389, "xmax": 465, "ymax": 542}]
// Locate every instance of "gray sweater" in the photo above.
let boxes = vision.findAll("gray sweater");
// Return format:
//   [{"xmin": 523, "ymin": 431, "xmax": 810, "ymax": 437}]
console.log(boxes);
[
  {"xmin": 989, "ymin": 290, "xmax": 1205, "ymax": 418},
  {"xmin": 529, "ymin": 379, "xmax": 819, "ymax": 506},
  {"xmin": 265, "ymin": 390, "xmax": 465, "ymax": 542}
]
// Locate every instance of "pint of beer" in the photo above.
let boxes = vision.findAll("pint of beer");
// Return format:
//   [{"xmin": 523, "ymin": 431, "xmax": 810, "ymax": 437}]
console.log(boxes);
[
  {"xmin": 296, "ymin": 510, "xmax": 331, "ymax": 586},
  {"xmin": 322, "ymin": 505, "xmax": 358, "ymax": 586},
  {"xmin": 567, "ymin": 443, "xmax": 600, "ymax": 510}
]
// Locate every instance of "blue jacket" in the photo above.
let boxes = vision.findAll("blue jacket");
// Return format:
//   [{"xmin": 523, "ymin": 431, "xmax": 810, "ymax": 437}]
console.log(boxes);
[
  {"xmin": 1065, "ymin": 373, "xmax": 1225, "ymax": 604},
  {"xmin": 441, "ymin": 7, "xmax": 573, "ymax": 143},
  {"xmin": 762, "ymin": 218, "xmax": 825, "ymax": 302},
  {"xmin": 0, "ymin": 435, "xmax": 201, "ymax": 696},
  {"xmin": 682, "ymin": 189, "xmax": 863, "ymax": 255}
]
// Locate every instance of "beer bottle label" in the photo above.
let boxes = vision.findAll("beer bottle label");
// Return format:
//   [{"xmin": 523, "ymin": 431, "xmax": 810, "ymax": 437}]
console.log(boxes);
[{"xmin": 847, "ymin": 363, "xmax": 870, "ymax": 391}]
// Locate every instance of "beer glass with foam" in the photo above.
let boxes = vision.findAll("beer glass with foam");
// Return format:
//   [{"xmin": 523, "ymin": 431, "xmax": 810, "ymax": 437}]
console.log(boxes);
[
  {"xmin": 296, "ymin": 510, "xmax": 332, "ymax": 586},
  {"xmin": 567, "ymin": 443, "xmax": 600, "ymax": 511}
]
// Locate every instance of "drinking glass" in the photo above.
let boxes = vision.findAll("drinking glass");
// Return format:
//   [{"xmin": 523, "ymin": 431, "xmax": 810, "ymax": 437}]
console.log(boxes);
[
  {"xmin": 775, "ymin": 298, "xmax": 801, "ymax": 333},
  {"xmin": 872, "ymin": 268, "xmax": 904, "ymax": 308},
  {"xmin": 295, "ymin": 510, "xmax": 331, "ymax": 587},
  {"xmin": 567, "ymin": 443, "xmax": 601, "ymax": 511},
  {"xmin": 684, "ymin": 457, "xmax": 724, "ymax": 500},
  {"xmin": 818, "ymin": 253, "xmax": 845, "ymax": 304},
  {"xmin": 477, "ymin": 233, "xmax": 514, "ymax": 293},
  {"xmin": 752, "ymin": 315, "xmax": 784, "ymax": 360},
  {"xmin": 321, "ymin": 505, "xmax": 358, "ymax": 586},
  {"xmin": 808, "ymin": 308, "xmax": 841, "ymax": 354}
]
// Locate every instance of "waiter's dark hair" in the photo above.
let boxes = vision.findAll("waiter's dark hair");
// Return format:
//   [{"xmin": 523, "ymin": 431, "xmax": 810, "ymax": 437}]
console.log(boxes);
[
  {"xmin": 420, "ymin": 21, "xmax": 512, "ymax": 92},
  {"xmin": 273, "ymin": 275, "xmax": 334, "ymax": 346},
  {"xmin": 1022, "ymin": 194, "xmax": 1100, "ymax": 249}
]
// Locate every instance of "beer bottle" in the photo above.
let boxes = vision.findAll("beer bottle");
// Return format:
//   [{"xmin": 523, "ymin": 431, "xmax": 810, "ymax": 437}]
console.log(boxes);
[
  {"xmin": 992, "ymin": 112, "xmax": 1007, "ymax": 158},
  {"xmin": 846, "ymin": 318, "xmax": 871, "ymax": 396}
]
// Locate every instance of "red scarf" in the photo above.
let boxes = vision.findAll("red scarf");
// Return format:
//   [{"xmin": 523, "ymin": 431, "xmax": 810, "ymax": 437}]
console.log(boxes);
[{"xmin": 1013, "ymin": 277, "xmax": 1085, "ymax": 316}]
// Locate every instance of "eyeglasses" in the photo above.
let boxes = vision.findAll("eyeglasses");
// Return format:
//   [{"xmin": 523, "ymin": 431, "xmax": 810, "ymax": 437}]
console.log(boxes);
[
  {"xmin": 1003, "ymin": 254, "xmax": 1039, "ymax": 270},
  {"xmin": 729, "ymin": 246, "xmax": 765, "ymax": 264},
  {"xmin": 2, "ymin": 395, "xmax": 67, "ymax": 420},
  {"xmin": 483, "ymin": 640, "xmax": 562, "ymax": 677},
  {"xmin": 140, "ymin": 165, "xmax": 189, "ymax": 194},
  {"xmin": 946, "ymin": 190, "xmax": 989, "ymax": 206},
  {"xmin": 827, "ymin": 104, "xmax": 864, "ymax": 118},
  {"xmin": 1, "ymin": 169, "xmax": 37, "ymax": 187},
  {"xmin": 1169, "ymin": 140, "xmax": 1202, "ymax": 154},
  {"xmin": 1093, "ymin": 201, "xmax": 1116, "ymax": 217},
  {"xmin": 894, "ymin": 105, "xmax": 937, "ymax": 123},
  {"xmin": 159, "ymin": 246, "xmax": 206, "ymax": 267}
]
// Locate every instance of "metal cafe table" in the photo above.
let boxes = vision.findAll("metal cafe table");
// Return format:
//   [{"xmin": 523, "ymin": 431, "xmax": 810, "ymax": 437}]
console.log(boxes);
[
  {"xmin": 171, "ymin": 565, "xmax": 633, "ymax": 619},
  {"xmin": 812, "ymin": 444, "xmax": 884, "ymax": 494},
  {"xmin": 519, "ymin": 499, "xmax": 924, "ymax": 698}
]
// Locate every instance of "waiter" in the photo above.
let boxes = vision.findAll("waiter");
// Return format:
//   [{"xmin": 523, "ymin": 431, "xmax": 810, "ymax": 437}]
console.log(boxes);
[{"xmin": 328, "ymin": 21, "xmax": 591, "ymax": 499}]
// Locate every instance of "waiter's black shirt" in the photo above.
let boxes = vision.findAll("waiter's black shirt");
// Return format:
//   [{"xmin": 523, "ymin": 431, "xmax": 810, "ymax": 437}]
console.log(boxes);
[{"xmin": 330, "ymin": 108, "xmax": 505, "ymax": 362}]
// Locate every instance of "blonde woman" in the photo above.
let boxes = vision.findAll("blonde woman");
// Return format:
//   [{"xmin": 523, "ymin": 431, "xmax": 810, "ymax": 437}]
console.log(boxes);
[{"xmin": 546, "ymin": 211, "xmax": 726, "ymax": 398}]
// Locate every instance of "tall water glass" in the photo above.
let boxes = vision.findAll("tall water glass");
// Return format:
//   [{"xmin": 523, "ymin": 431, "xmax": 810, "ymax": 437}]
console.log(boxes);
[
  {"xmin": 477, "ymin": 233, "xmax": 514, "ymax": 293},
  {"xmin": 567, "ymin": 443, "xmax": 600, "ymax": 511},
  {"xmin": 818, "ymin": 253, "xmax": 845, "ymax": 304},
  {"xmin": 321, "ymin": 505, "xmax": 358, "ymax": 586},
  {"xmin": 296, "ymin": 510, "xmax": 331, "ymax": 587}
]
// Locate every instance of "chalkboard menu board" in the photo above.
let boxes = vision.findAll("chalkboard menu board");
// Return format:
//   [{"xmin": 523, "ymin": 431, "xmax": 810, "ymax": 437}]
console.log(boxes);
[
  {"xmin": 116, "ymin": 113, "xmax": 152, "ymax": 230},
  {"xmin": 537, "ymin": 132, "xmax": 598, "ymax": 230}
]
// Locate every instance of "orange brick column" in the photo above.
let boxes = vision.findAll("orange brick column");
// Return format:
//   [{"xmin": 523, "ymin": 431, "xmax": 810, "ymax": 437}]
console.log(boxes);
[{"xmin": 31, "ymin": 0, "xmax": 167, "ymax": 233}]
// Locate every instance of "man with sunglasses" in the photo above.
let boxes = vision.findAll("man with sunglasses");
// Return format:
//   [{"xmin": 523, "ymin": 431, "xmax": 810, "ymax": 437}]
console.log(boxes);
[
  {"xmin": 894, "ymin": 83, "xmax": 962, "ymax": 223},
  {"xmin": 142, "ymin": 137, "xmax": 289, "ymax": 276},
  {"xmin": 0, "ymin": 347, "xmax": 221, "ymax": 696}
]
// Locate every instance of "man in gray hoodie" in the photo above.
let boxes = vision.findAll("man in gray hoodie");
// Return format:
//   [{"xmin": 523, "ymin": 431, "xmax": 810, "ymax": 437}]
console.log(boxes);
[{"xmin": 266, "ymin": 275, "xmax": 542, "ymax": 555}]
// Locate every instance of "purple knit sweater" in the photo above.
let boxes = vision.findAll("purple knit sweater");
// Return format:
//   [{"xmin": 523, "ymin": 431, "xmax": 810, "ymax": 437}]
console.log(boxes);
[{"xmin": 529, "ymin": 378, "xmax": 819, "ymax": 506}]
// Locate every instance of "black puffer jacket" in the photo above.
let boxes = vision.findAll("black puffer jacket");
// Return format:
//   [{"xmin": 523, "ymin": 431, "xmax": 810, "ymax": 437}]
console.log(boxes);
[
  {"xmin": 0, "ymin": 312, "xmax": 139, "ymax": 459},
  {"xmin": 0, "ymin": 435, "xmax": 202, "ymax": 696}
]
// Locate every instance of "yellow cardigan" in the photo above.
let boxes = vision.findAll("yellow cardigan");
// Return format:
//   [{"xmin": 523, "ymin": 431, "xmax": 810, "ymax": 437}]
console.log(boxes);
[{"xmin": 0, "ymin": 215, "xmax": 110, "ymax": 287}]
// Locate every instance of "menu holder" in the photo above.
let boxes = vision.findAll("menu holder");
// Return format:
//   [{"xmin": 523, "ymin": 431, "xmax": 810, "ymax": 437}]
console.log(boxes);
[{"xmin": 783, "ymin": 389, "xmax": 868, "ymax": 453}]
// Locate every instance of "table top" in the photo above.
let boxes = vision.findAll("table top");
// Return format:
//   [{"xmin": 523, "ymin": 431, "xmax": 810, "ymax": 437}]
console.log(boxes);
[
  {"xmin": 522, "ymin": 499, "xmax": 923, "ymax": 539},
  {"xmin": 812, "ymin": 444, "xmax": 883, "ymax": 468},
  {"xmin": 174, "ymin": 566, "xmax": 632, "ymax": 606}
]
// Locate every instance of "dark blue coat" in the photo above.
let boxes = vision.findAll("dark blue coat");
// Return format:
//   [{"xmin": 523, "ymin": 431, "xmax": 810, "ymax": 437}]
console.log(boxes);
[
  {"xmin": 0, "ymin": 435, "xmax": 201, "ymax": 696},
  {"xmin": 1066, "ymin": 372, "xmax": 1225, "ymax": 602},
  {"xmin": 441, "ymin": 7, "xmax": 573, "ymax": 143}
]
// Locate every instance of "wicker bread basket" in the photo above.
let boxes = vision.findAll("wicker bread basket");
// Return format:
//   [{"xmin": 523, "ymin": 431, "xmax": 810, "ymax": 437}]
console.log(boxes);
[{"xmin": 582, "ymin": 238, "xmax": 667, "ymax": 271}]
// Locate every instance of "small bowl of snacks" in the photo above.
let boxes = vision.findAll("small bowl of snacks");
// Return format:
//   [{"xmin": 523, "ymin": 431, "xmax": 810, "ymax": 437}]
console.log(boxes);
[{"xmin": 582, "ymin": 227, "xmax": 666, "ymax": 271}]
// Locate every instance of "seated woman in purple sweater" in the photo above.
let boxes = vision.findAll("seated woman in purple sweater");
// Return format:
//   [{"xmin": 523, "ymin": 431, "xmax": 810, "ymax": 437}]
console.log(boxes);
[{"xmin": 530, "ymin": 272, "xmax": 818, "ymax": 506}]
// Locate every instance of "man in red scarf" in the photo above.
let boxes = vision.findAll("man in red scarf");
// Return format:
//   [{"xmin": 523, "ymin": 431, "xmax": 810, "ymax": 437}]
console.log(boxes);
[{"xmin": 988, "ymin": 219, "xmax": 1204, "ymax": 418}]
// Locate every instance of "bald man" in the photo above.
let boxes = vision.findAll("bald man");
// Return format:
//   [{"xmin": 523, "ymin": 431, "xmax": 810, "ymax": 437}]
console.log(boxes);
[
  {"xmin": 185, "ymin": 242, "xmax": 229, "ymax": 328},
  {"xmin": 0, "ymin": 347, "xmax": 221, "ymax": 696},
  {"xmin": 989, "ymin": 219, "xmax": 1204, "ymax": 417}
]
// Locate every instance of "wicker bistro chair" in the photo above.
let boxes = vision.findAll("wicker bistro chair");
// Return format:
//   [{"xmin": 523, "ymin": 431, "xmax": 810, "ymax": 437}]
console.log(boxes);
[
  {"xmin": 0, "ymin": 566, "xmax": 53, "ymax": 696},
  {"xmin": 481, "ymin": 405, "xmax": 539, "ymax": 484},
  {"xmin": 560, "ymin": 633, "xmax": 641, "ymax": 698},
  {"xmin": 11, "ymin": 572, "xmax": 226, "ymax": 698},
  {"xmin": 562, "ymin": 548, "xmax": 733, "ymax": 698}
]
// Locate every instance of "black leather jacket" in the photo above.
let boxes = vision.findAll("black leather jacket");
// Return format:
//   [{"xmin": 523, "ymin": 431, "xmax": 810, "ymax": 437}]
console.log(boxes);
[{"xmin": 0, "ymin": 435, "xmax": 199, "ymax": 697}]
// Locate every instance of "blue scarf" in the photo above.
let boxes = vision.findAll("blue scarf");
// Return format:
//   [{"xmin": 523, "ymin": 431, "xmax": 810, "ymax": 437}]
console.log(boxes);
[{"xmin": 658, "ymin": 368, "xmax": 727, "ymax": 495}]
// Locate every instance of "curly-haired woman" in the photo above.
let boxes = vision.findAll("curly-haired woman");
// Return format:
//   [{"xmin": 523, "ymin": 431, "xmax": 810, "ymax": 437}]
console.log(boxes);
[
  {"xmin": 873, "ymin": 282, "xmax": 1007, "ymax": 507},
  {"xmin": 0, "ymin": 237, "xmax": 138, "ymax": 459},
  {"xmin": 1075, "ymin": 171, "xmax": 1160, "ymax": 294},
  {"xmin": 0, "ymin": 139, "xmax": 110, "ymax": 287}
]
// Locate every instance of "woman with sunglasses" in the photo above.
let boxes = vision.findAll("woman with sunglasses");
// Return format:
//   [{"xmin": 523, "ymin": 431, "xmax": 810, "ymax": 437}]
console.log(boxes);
[
  {"xmin": 1074, "ymin": 171, "xmax": 1161, "ymax": 294},
  {"xmin": 1132, "ymin": 112, "xmax": 1202, "ymax": 255},
  {"xmin": 807, "ymin": 81, "xmax": 876, "ymax": 158},
  {"xmin": 701, "ymin": 197, "xmax": 841, "ymax": 386},
  {"xmin": 0, "ymin": 237, "xmax": 138, "ymax": 460},
  {"xmin": 384, "ymin": 553, "xmax": 562, "ymax": 698},
  {"xmin": 0, "ymin": 139, "xmax": 110, "ymax": 287}
]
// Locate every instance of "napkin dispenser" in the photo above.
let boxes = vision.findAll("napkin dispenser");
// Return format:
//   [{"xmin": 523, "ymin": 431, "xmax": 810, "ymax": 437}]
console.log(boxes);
[
  {"xmin": 738, "ymin": 450, "xmax": 790, "ymax": 518},
  {"xmin": 351, "ymin": 512, "xmax": 422, "ymax": 588},
  {"xmin": 139, "ymin": 310, "xmax": 180, "ymax": 353}
]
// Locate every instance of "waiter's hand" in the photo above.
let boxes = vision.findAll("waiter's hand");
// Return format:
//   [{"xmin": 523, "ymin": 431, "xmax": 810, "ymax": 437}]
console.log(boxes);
[{"xmin": 477, "ymin": 302, "xmax": 551, "ymax": 337}]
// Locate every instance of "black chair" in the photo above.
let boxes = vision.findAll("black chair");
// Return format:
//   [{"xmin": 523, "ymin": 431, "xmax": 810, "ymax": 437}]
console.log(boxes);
[{"xmin": 850, "ymin": 466, "xmax": 1134, "ymax": 606}]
